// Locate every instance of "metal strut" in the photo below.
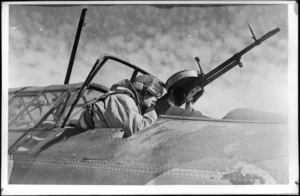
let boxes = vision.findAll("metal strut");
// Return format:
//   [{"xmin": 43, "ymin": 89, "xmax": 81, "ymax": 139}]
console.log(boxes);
[{"xmin": 64, "ymin": 8, "xmax": 88, "ymax": 85}]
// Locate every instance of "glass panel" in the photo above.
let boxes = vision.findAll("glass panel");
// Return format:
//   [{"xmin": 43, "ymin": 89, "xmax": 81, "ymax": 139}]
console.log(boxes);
[
  {"xmin": 91, "ymin": 60, "xmax": 134, "ymax": 89},
  {"xmin": 9, "ymin": 91, "xmax": 64, "ymax": 130},
  {"xmin": 54, "ymin": 88, "xmax": 105, "ymax": 127},
  {"xmin": 66, "ymin": 88, "xmax": 105, "ymax": 126},
  {"xmin": 9, "ymin": 95, "xmax": 36, "ymax": 120},
  {"xmin": 9, "ymin": 93, "xmax": 15, "ymax": 100},
  {"xmin": 38, "ymin": 93, "xmax": 68, "ymax": 130}
]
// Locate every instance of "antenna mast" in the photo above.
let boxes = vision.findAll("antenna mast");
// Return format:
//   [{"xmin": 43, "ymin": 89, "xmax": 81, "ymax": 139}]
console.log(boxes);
[{"xmin": 64, "ymin": 8, "xmax": 88, "ymax": 84}]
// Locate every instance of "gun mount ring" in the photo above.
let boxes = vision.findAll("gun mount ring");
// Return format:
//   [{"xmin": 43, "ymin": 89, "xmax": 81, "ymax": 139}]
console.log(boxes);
[
  {"xmin": 166, "ymin": 70, "xmax": 203, "ymax": 106},
  {"xmin": 166, "ymin": 70, "xmax": 199, "ymax": 90}
]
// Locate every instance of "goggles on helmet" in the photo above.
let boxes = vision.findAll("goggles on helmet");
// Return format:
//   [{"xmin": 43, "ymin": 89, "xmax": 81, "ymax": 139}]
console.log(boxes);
[{"xmin": 145, "ymin": 81, "xmax": 164, "ymax": 98}]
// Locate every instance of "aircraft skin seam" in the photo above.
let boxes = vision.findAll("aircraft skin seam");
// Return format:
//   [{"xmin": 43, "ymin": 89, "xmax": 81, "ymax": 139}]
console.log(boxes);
[
  {"xmin": 12, "ymin": 155, "xmax": 285, "ymax": 184},
  {"xmin": 13, "ymin": 159, "xmax": 229, "ymax": 180}
]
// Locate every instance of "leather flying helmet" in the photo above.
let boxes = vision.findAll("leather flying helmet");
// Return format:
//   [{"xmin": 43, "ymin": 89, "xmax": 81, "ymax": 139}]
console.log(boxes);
[{"xmin": 133, "ymin": 75, "xmax": 165, "ymax": 98}]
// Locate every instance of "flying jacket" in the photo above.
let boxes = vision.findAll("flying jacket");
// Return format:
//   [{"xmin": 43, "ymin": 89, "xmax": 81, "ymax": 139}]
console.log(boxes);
[{"xmin": 77, "ymin": 79, "xmax": 157, "ymax": 138}]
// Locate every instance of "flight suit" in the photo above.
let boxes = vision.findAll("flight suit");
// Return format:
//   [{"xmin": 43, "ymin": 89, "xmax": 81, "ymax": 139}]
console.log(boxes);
[{"xmin": 78, "ymin": 79, "xmax": 157, "ymax": 138}]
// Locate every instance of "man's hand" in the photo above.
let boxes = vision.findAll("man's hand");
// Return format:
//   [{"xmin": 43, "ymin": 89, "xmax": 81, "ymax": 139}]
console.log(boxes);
[
  {"xmin": 144, "ymin": 105, "xmax": 158, "ymax": 121},
  {"xmin": 144, "ymin": 105, "xmax": 155, "ymax": 113}
]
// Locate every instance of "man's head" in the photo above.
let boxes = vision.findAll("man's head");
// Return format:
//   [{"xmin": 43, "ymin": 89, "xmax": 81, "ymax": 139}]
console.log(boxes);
[{"xmin": 133, "ymin": 75, "xmax": 165, "ymax": 108}]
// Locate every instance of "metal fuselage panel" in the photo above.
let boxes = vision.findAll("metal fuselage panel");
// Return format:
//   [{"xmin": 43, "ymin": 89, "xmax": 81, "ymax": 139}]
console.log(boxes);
[{"xmin": 9, "ymin": 117, "xmax": 288, "ymax": 185}]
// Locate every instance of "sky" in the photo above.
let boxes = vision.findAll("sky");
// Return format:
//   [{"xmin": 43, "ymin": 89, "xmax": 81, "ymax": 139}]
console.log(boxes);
[{"xmin": 6, "ymin": 2, "xmax": 290, "ymax": 118}]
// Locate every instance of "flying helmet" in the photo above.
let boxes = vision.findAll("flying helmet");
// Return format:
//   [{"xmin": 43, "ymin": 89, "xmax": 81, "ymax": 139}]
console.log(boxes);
[{"xmin": 133, "ymin": 75, "xmax": 165, "ymax": 98}]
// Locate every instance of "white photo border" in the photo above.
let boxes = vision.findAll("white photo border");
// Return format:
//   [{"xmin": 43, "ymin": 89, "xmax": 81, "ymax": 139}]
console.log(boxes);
[{"xmin": 1, "ymin": 1, "xmax": 298, "ymax": 195}]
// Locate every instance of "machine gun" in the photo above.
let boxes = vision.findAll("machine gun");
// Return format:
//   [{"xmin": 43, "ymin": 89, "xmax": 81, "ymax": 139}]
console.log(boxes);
[{"xmin": 165, "ymin": 26, "xmax": 281, "ymax": 107}]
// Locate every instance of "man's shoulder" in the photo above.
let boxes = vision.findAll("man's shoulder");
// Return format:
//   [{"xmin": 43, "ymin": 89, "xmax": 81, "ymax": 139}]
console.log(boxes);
[
  {"xmin": 109, "ymin": 93, "xmax": 136, "ymax": 105},
  {"xmin": 107, "ymin": 93, "xmax": 140, "ymax": 113}
]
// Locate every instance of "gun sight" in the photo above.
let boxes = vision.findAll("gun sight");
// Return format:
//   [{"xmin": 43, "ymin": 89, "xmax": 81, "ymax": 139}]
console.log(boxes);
[
  {"xmin": 248, "ymin": 24, "xmax": 257, "ymax": 42},
  {"xmin": 195, "ymin": 57, "xmax": 204, "ymax": 76}
]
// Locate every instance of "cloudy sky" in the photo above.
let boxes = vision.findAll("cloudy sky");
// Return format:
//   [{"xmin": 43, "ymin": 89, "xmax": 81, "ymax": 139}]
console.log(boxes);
[{"xmin": 6, "ymin": 2, "xmax": 289, "ymax": 118}]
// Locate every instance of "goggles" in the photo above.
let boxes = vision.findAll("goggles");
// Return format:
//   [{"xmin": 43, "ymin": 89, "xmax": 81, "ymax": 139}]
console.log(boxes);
[{"xmin": 145, "ymin": 81, "xmax": 164, "ymax": 98}]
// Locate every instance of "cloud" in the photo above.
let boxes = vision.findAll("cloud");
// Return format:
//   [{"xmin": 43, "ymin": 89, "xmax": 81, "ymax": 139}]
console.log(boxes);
[{"xmin": 7, "ymin": 4, "xmax": 289, "ymax": 118}]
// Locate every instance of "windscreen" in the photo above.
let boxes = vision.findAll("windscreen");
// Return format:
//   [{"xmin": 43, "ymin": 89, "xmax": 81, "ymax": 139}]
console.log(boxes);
[
  {"xmin": 9, "ymin": 94, "xmax": 36, "ymax": 121},
  {"xmin": 55, "ymin": 87, "xmax": 107, "ymax": 127},
  {"xmin": 91, "ymin": 59, "xmax": 136, "ymax": 89},
  {"xmin": 9, "ymin": 91, "xmax": 65, "ymax": 130}
]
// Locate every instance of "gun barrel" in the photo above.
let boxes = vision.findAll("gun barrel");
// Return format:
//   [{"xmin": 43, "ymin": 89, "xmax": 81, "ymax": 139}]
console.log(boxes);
[
  {"xmin": 195, "ymin": 27, "xmax": 281, "ymax": 89},
  {"xmin": 202, "ymin": 60, "xmax": 239, "ymax": 87},
  {"xmin": 259, "ymin": 28, "xmax": 281, "ymax": 43},
  {"xmin": 239, "ymin": 27, "xmax": 280, "ymax": 56}
]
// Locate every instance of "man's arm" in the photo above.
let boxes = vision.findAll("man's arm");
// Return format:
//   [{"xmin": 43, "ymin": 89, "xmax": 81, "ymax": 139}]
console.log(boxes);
[
  {"xmin": 155, "ymin": 94, "xmax": 209, "ymax": 118},
  {"xmin": 104, "ymin": 94, "xmax": 158, "ymax": 137}
]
